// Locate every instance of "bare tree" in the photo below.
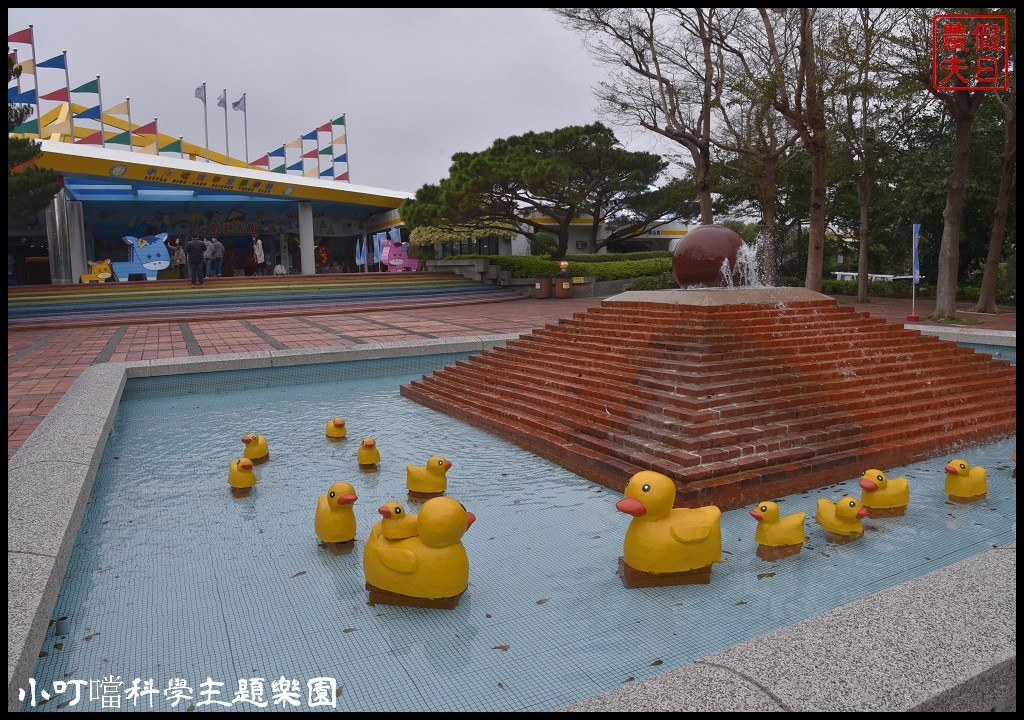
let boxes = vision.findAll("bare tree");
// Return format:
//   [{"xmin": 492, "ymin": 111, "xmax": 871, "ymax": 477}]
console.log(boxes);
[
  {"xmin": 552, "ymin": 8, "xmax": 739, "ymax": 225},
  {"xmin": 972, "ymin": 64, "xmax": 1015, "ymax": 313}
]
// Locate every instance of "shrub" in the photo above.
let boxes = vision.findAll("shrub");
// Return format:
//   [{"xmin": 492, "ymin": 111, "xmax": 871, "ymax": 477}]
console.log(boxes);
[{"xmin": 630, "ymin": 274, "xmax": 678, "ymax": 290}]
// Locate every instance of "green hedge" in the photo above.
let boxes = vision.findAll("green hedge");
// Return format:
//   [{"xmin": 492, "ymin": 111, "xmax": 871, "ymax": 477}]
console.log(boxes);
[
  {"xmin": 448, "ymin": 254, "xmax": 673, "ymax": 280},
  {"xmin": 823, "ymin": 279, "xmax": 1015, "ymax": 304}
]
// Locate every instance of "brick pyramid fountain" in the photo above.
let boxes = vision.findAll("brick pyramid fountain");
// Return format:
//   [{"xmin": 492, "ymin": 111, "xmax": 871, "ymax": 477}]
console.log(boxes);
[{"xmin": 401, "ymin": 287, "xmax": 1016, "ymax": 511}]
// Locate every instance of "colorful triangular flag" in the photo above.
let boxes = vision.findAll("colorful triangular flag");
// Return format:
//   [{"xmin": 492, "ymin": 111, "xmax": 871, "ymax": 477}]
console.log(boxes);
[
  {"xmin": 216, "ymin": 93, "xmax": 226, "ymax": 109},
  {"xmin": 16, "ymin": 58, "xmax": 34, "ymax": 75},
  {"xmin": 8, "ymin": 28, "xmax": 33, "ymax": 44},
  {"xmin": 133, "ymin": 120, "xmax": 157, "ymax": 135},
  {"xmin": 334, "ymin": 153, "xmax": 348, "ymax": 164},
  {"xmin": 137, "ymin": 141, "xmax": 158, "ymax": 155},
  {"xmin": 250, "ymin": 154, "xmax": 270, "ymax": 167},
  {"xmin": 271, "ymin": 164, "xmax": 286, "ymax": 173},
  {"xmin": 74, "ymin": 105, "xmax": 102, "ymax": 120},
  {"xmin": 76, "ymin": 131, "xmax": 105, "ymax": 145},
  {"xmin": 105, "ymin": 100, "xmax": 129, "ymax": 115},
  {"xmin": 71, "ymin": 78, "xmax": 100, "ymax": 94},
  {"xmin": 160, "ymin": 138, "xmax": 182, "ymax": 153},
  {"xmin": 40, "ymin": 87, "xmax": 70, "ymax": 101},
  {"xmin": 37, "ymin": 54, "xmax": 67, "ymax": 70},
  {"xmin": 332, "ymin": 115, "xmax": 345, "ymax": 126},
  {"xmin": 268, "ymin": 147, "xmax": 285, "ymax": 158},
  {"xmin": 320, "ymin": 167, "xmax": 334, "ymax": 178},
  {"xmin": 319, "ymin": 145, "xmax": 333, "ymax": 155},
  {"xmin": 335, "ymin": 172, "xmax": 350, "ymax": 181},
  {"xmin": 302, "ymin": 129, "xmax": 317, "ymax": 141},
  {"xmin": 302, "ymin": 148, "xmax": 318, "ymax": 159},
  {"xmin": 287, "ymin": 160, "xmax": 303, "ymax": 171},
  {"xmin": 232, "ymin": 95, "xmax": 246, "ymax": 112},
  {"xmin": 285, "ymin": 138, "xmax": 302, "ymax": 149},
  {"xmin": 317, "ymin": 122, "xmax": 331, "ymax": 133},
  {"xmin": 107, "ymin": 130, "xmax": 132, "ymax": 145},
  {"xmin": 13, "ymin": 119, "xmax": 39, "ymax": 134}
]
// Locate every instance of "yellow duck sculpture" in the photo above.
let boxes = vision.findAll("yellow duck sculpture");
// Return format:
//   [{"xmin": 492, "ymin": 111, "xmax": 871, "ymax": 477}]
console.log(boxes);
[
  {"xmin": 614, "ymin": 470, "xmax": 722, "ymax": 587},
  {"xmin": 749, "ymin": 500, "xmax": 806, "ymax": 560},
  {"xmin": 358, "ymin": 438, "xmax": 381, "ymax": 470},
  {"xmin": 363, "ymin": 496, "xmax": 475, "ymax": 609},
  {"xmin": 373, "ymin": 501, "xmax": 419, "ymax": 541},
  {"xmin": 944, "ymin": 459, "xmax": 987, "ymax": 502},
  {"xmin": 858, "ymin": 469, "xmax": 910, "ymax": 516},
  {"xmin": 325, "ymin": 418, "xmax": 347, "ymax": 440},
  {"xmin": 227, "ymin": 458, "xmax": 256, "ymax": 497},
  {"xmin": 406, "ymin": 455, "xmax": 452, "ymax": 500},
  {"xmin": 314, "ymin": 481, "xmax": 358, "ymax": 555},
  {"xmin": 815, "ymin": 495, "xmax": 868, "ymax": 543},
  {"xmin": 241, "ymin": 433, "xmax": 270, "ymax": 464}
]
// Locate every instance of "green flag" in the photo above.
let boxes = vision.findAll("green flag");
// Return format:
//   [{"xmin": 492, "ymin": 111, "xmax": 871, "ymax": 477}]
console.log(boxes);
[
  {"xmin": 319, "ymin": 145, "xmax": 333, "ymax": 155},
  {"xmin": 332, "ymin": 115, "xmax": 345, "ymax": 126},
  {"xmin": 13, "ymin": 119, "xmax": 39, "ymax": 134},
  {"xmin": 271, "ymin": 164, "xmax": 286, "ymax": 173},
  {"xmin": 71, "ymin": 78, "xmax": 100, "ymax": 94},
  {"xmin": 107, "ymin": 130, "xmax": 132, "ymax": 145},
  {"xmin": 160, "ymin": 139, "xmax": 182, "ymax": 153}
]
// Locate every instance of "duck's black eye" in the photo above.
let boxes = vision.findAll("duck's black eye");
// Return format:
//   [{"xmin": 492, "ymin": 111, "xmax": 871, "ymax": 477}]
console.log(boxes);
[
  {"xmin": 642, "ymin": 484, "xmax": 651, "ymax": 492},
  {"xmin": 437, "ymin": 460, "xmax": 444, "ymax": 466},
  {"xmin": 848, "ymin": 500, "xmax": 856, "ymax": 508},
  {"xmin": 394, "ymin": 506, "xmax": 402, "ymax": 515},
  {"xmin": 876, "ymin": 475, "xmax": 884, "ymax": 482},
  {"xmin": 329, "ymin": 491, "xmax": 336, "ymax": 498},
  {"xmin": 959, "ymin": 463, "xmax": 966, "ymax": 470},
  {"xmin": 459, "ymin": 502, "xmax": 466, "ymax": 511},
  {"xmin": 760, "ymin": 505, "xmax": 768, "ymax": 513}
]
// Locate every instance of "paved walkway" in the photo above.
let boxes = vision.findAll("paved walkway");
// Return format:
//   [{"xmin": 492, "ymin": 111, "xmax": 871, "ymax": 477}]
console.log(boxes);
[{"xmin": 7, "ymin": 287, "xmax": 1015, "ymax": 460}]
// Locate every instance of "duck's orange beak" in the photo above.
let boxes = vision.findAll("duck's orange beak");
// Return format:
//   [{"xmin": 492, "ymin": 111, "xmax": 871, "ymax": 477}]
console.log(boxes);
[
  {"xmin": 466, "ymin": 511, "xmax": 476, "ymax": 529},
  {"xmin": 944, "ymin": 464, "xmax": 958, "ymax": 474},
  {"xmin": 616, "ymin": 497, "xmax": 646, "ymax": 516},
  {"xmin": 859, "ymin": 478, "xmax": 878, "ymax": 491},
  {"xmin": 334, "ymin": 419, "xmax": 345, "ymax": 428},
  {"xmin": 364, "ymin": 439, "xmax": 376, "ymax": 448},
  {"xmin": 337, "ymin": 493, "xmax": 357, "ymax": 505},
  {"xmin": 241, "ymin": 436, "xmax": 251, "ymax": 444},
  {"xmin": 856, "ymin": 507, "xmax": 868, "ymax": 519},
  {"xmin": 444, "ymin": 460, "xmax": 452, "ymax": 471},
  {"xmin": 239, "ymin": 459, "xmax": 253, "ymax": 470},
  {"xmin": 748, "ymin": 509, "xmax": 762, "ymax": 521},
  {"xmin": 378, "ymin": 505, "xmax": 392, "ymax": 517}
]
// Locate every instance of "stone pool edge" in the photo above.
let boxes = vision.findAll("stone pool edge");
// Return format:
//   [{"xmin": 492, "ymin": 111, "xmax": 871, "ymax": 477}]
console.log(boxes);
[{"xmin": 7, "ymin": 332, "xmax": 1016, "ymax": 712}]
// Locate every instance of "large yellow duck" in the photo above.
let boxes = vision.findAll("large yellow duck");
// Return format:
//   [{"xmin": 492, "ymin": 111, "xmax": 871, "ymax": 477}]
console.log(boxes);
[
  {"xmin": 815, "ymin": 495, "xmax": 868, "ymax": 543},
  {"xmin": 363, "ymin": 496, "xmax": 475, "ymax": 608},
  {"xmin": 615, "ymin": 470, "xmax": 722, "ymax": 587},
  {"xmin": 227, "ymin": 458, "xmax": 256, "ymax": 497},
  {"xmin": 944, "ymin": 459, "xmax": 987, "ymax": 502},
  {"xmin": 325, "ymin": 418, "xmax": 347, "ymax": 440},
  {"xmin": 314, "ymin": 481, "xmax": 358, "ymax": 555},
  {"xmin": 406, "ymin": 455, "xmax": 452, "ymax": 499},
  {"xmin": 357, "ymin": 438, "xmax": 381, "ymax": 469},
  {"xmin": 241, "ymin": 433, "xmax": 270, "ymax": 464},
  {"xmin": 748, "ymin": 500, "xmax": 806, "ymax": 560},
  {"xmin": 373, "ymin": 501, "xmax": 419, "ymax": 541},
  {"xmin": 858, "ymin": 469, "xmax": 910, "ymax": 516}
]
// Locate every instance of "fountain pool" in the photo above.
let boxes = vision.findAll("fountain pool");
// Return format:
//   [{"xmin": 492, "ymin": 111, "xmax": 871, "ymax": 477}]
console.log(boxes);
[{"xmin": 20, "ymin": 349, "xmax": 1016, "ymax": 712}]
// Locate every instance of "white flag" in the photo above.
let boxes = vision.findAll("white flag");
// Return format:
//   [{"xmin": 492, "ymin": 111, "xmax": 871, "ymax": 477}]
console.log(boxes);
[
  {"xmin": 217, "ymin": 93, "xmax": 226, "ymax": 109},
  {"xmin": 194, "ymin": 85, "xmax": 205, "ymax": 102}
]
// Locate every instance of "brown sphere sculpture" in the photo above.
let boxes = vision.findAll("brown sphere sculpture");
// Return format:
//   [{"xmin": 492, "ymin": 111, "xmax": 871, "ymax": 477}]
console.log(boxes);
[{"xmin": 671, "ymin": 224, "xmax": 745, "ymax": 288}]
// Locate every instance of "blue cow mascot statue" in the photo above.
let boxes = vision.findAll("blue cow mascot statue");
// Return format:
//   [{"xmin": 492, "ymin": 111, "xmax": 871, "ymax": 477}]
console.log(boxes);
[{"xmin": 110, "ymin": 233, "xmax": 170, "ymax": 281}]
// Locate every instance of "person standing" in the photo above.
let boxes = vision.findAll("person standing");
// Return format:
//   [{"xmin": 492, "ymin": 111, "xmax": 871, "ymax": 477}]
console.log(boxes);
[
  {"xmin": 185, "ymin": 233, "xmax": 207, "ymax": 288},
  {"xmin": 210, "ymin": 236, "xmax": 225, "ymax": 278},
  {"xmin": 170, "ymin": 238, "xmax": 187, "ymax": 279},
  {"xmin": 203, "ymin": 236, "xmax": 215, "ymax": 278},
  {"xmin": 252, "ymin": 235, "xmax": 266, "ymax": 276}
]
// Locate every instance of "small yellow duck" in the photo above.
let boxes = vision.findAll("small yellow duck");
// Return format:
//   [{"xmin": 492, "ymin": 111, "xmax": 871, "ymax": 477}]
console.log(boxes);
[
  {"xmin": 363, "ymin": 496, "xmax": 475, "ymax": 608},
  {"xmin": 406, "ymin": 455, "xmax": 452, "ymax": 499},
  {"xmin": 944, "ymin": 459, "xmax": 987, "ymax": 502},
  {"xmin": 325, "ymin": 418, "xmax": 347, "ymax": 440},
  {"xmin": 815, "ymin": 495, "xmax": 868, "ymax": 543},
  {"xmin": 372, "ymin": 501, "xmax": 419, "ymax": 541},
  {"xmin": 615, "ymin": 470, "xmax": 722, "ymax": 587},
  {"xmin": 314, "ymin": 481, "xmax": 358, "ymax": 555},
  {"xmin": 241, "ymin": 433, "xmax": 270, "ymax": 464},
  {"xmin": 749, "ymin": 500, "xmax": 806, "ymax": 560},
  {"xmin": 357, "ymin": 438, "xmax": 380, "ymax": 469},
  {"xmin": 858, "ymin": 469, "xmax": 910, "ymax": 516},
  {"xmin": 227, "ymin": 458, "xmax": 256, "ymax": 497}
]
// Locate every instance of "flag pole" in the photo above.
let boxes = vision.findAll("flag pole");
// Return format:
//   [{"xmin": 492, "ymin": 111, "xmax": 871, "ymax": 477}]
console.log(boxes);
[
  {"xmin": 95, "ymin": 76, "xmax": 105, "ymax": 147},
  {"xmin": 153, "ymin": 117, "xmax": 158, "ymax": 154},
  {"xmin": 221, "ymin": 88, "xmax": 229, "ymax": 164},
  {"xmin": 342, "ymin": 112, "xmax": 349, "ymax": 181},
  {"xmin": 29, "ymin": 26, "xmax": 41, "ymax": 136},
  {"xmin": 126, "ymin": 97, "xmax": 133, "ymax": 152},
  {"xmin": 179, "ymin": 135, "xmax": 184, "ymax": 159},
  {"xmin": 61, "ymin": 51, "xmax": 74, "ymax": 142},
  {"xmin": 201, "ymin": 81, "xmax": 209, "ymax": 161},
  {"xmin": 908, "ymin": 223, "xmax": 921, "ymax": 322},
  {"xmin": 13, "ymin": 49, "xmax": 20, "ymax": 92},
  {"xmin": 240, "ymin": 93, "xmax": 248, "ymax": 165}
]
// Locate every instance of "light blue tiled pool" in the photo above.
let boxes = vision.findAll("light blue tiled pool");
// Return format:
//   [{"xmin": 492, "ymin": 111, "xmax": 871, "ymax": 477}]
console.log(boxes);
[{"xmin": 26, "ymin": 352, "xmax": 1016, "ymax": 712}]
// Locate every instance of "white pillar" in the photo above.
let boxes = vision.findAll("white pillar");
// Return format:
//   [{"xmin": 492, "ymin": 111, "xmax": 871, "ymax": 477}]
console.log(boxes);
[{"xmin": 298, "ymin": 201, "xmax": 315, "ymax": 275}]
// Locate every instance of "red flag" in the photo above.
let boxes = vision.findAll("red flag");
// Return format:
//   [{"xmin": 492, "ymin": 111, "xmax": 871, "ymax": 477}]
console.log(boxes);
[
  {"xmin": 40, "ymin": 87, "xmax": 70, "ymax": 101},
  {"xmin": 335, "ymin": 172, "xmax": 350, "ymax": 181},
  {"xmin": 302, "ymin": 149, "xmax": 318, "ymax": 159},
  {"xmin": 250, "ymin": 154, "xmax": 269, "ymax": 168},
  {"xmin": 133, "ymin": 120, "xmax": 157, "ymax": 135},
  {"xmin": 317, "ymin": 122, "xmax": 331, "ymax": 133},
  {"xmin": 76, "ymin": 131, "xmax": 105, "ymax": 145},
  {"xmin": 8, "ymin": 28, "xmax": 33, "ymax": 44}
]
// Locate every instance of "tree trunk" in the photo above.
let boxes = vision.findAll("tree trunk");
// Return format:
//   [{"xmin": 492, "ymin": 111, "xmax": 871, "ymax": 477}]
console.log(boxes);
[
  {"xmin": 932, "ymin": 111, "xmax": 974, "ymax": 319},
  {"xmin": 972, "ymin": 74, "xmax": 1015, "ymax": 314},
  {"xmin": 804, "ymin": 143, "xmax": 827, "ymax": 291},
  {"xmin": 856, "ymin": 177, "xmax": 871, "ymax": 303},
  {"xmin": 757, "ymin": 163, "xmax": 779, "ymax": 286},
  {"xmin": 694, "ymin": 144, "xmax": 715, "ymax": 225}
]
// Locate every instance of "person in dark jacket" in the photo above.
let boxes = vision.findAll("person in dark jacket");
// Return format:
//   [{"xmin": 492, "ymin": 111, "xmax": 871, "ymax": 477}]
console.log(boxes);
[{"xmin": 184, "ymin": 234, "xmax": 207, "ymax": 287}]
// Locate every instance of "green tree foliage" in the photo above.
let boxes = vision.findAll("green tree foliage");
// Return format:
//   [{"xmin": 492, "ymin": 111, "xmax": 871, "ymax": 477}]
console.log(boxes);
[
  {"xmin": 399, "ymin": 123, "xmax": 698, "ymax": 259},
  {"xmin": 8, "ymin": 53, "xmax": 58, "ymax": 222}
]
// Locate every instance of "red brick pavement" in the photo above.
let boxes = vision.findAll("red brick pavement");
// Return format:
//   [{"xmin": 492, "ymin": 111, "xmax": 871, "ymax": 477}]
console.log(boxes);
[{"xmin": 7, "ymin": 292, "xmax": 1014, "ymax": 459}]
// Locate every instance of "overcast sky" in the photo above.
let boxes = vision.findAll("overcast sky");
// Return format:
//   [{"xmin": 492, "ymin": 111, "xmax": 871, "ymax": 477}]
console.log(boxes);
[{"xmin": 8, "ymin": 8, "xmax": 669, "ymax": 193}]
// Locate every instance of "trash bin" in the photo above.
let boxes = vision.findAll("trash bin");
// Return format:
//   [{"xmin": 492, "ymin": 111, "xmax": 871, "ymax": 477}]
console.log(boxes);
[
  {"xmin": 554, "ymin": 275, "xmax": 574, "ymax": 298},
  {"xmin": 534, "ymin": 276, "xmax": 552, "ymax": 299}
]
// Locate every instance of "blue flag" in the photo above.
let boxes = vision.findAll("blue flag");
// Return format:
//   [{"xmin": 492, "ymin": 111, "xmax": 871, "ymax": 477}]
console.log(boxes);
[
  {"xmin": 37, "ymin": 53, "xmax": 67, "ymax": 70},
  {"xmin": 912, "ymin": 224, "xmax": 921, "ymax": 285}
]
